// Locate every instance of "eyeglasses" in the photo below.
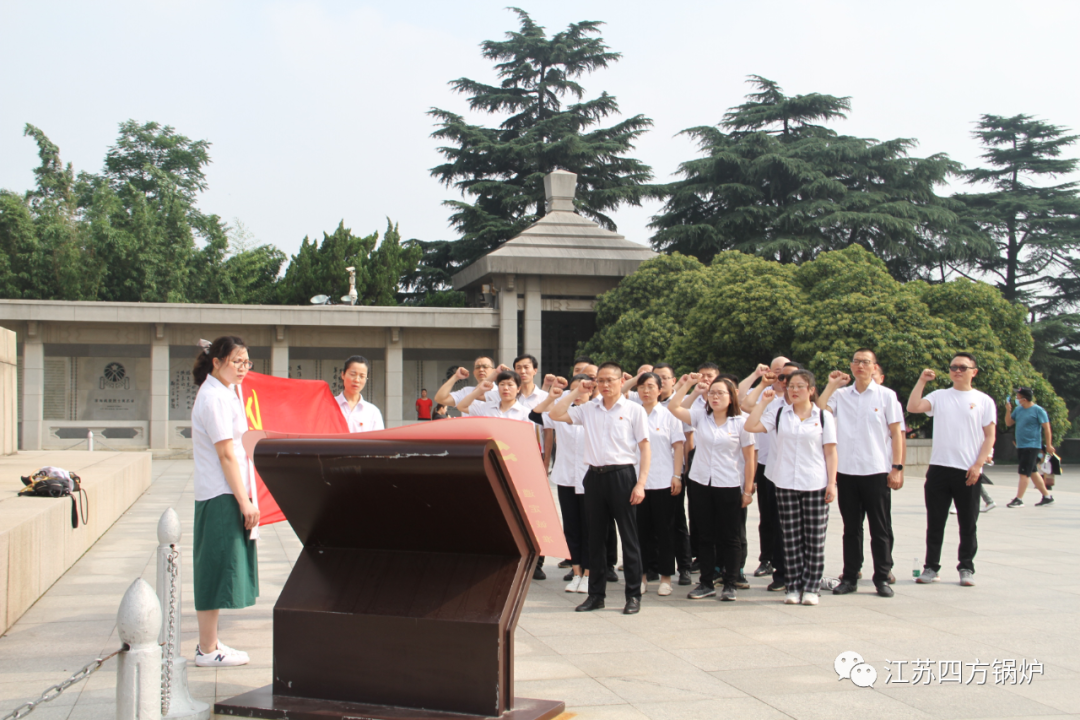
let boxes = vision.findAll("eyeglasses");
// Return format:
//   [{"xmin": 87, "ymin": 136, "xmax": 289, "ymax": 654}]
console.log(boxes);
[
  {"xmin": 948, "ymin": 365, "xmax": 975, "ymax": 372},
  {"xmin": 231, "ymin": 359, "xmax": 253, "ymax": 369},
  {"xmin": 777, "ymin": 374, "xmax": 791, "ymax": 382},
  {"xmin": 851, "ymin": 359, "xmax": 874, "ymax": 366},
  {"xmin": 474, "ymin": 364, "xmax": 493, "ymax": 370},
  {"xmin": 706, "ymin": 391, "xmax": 729, "ymax": 398}
]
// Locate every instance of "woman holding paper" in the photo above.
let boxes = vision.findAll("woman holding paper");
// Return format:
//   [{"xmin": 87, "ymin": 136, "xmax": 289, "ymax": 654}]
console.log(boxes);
[{"xmin": 190, "ymin": 336, "xmax": 260, "ymax": 668}]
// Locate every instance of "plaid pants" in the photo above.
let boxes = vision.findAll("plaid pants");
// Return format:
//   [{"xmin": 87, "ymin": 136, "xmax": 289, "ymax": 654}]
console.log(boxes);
[{"xmin": 775, "ymin": 487, "xmax": 829, "ymax": 595}]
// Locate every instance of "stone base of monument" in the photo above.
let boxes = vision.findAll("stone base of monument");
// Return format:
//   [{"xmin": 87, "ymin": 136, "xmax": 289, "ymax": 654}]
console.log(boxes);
[{"xmin": 215, "ymin": 686, "xmax": 565, "ymax": 720}]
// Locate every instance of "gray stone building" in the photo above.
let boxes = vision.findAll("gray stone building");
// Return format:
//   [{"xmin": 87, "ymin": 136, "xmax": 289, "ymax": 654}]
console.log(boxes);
[{"xmin": 0, "ymin": 171, "xmax": 655, "ymax": 451}]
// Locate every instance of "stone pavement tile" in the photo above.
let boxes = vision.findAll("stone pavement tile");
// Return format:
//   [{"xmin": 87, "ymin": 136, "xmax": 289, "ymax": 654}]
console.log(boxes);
[
  {"xmin": 539, "ymin": 632, "xmax": 659, "ymax": 656},
  {"xmin": 875, "ymin": 682, "xmax": 1062, "ymax": 718},
  {"xmin": 682, "ymin": 603, "xmax": 812, "ymax": 628},
  {"xmin": 518, "ymin": 613, "xmax": 623, "ymax": 637},
  {"xmin": 763, "ymin": 641, "xmax": 894, "ymax": 670},
  {"xmin": 631, "ymin": 695, "xmax": 790, "ymax": 720},
  {"xmin": 65, "ymin": 703, "xmax": 117, "ymax": 720},
  {"xmin": 628, "ymin": 626, "xmax": 759, "ymax": 650},
  {"xmin": 736, "ymin": 620, "xmax": 860, "ymax": 646},
  {"xmin": 18, "ymin": 594, "xmax": 125, "ymax": 625},
  {"xmin": 514, "ymin": 634, "xmax": 558, "ymax": 658},
  {"xmin": 713, "ymin": 664, "xmax": 859, "ymax": 696},
  {"xmin": 514, "ymin": 655, "xmax": 588, "ymax": 682},
  {"xmin": 673, "ymin": 643, "xmax": 808, "ymax": 673},
  {"xmin": 515, "ymin": 677, "xmax": 625, "ymax": 707},
  {"xmin": 597, "ymin": 669, "xmax": 746, "ymax": 702},
  {"xmin": 568, "ymin": 650, "xmax": 701, "ymax": 678},
  {"xmin": 0, "ymin": 706, "xmax": 72, "ymax": 720},
  {"xmin": 214, "ymin": 667, "xmax": 273, "ymax": 700},
  {"xmin": 1003, "ymin": 679, "xmax": 1080, "ymax": 714},
  {"xmin": 765, "ymin": 689, "xmax": 935, "ymax": 720},
  {"xmin": 562, "ymin": 704, "xmax": 650, "ymax": 720}
]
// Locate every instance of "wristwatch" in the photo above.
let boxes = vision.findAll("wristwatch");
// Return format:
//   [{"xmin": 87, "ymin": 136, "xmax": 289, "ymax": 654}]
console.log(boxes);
[{"xmin": 892, "ymin": 464, "xmax": 903, "ymax": 470}]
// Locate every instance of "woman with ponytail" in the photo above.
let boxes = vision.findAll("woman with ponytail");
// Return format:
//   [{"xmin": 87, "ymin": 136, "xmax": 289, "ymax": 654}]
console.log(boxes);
[{"xmin": 190, "ymin": 336, "xmax": 259, "ymax": 667}]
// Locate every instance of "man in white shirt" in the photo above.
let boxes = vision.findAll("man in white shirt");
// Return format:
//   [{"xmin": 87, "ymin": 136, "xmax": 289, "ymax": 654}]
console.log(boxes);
[
  {"xmin": 551, "ymin": 361, "xmax": 651, "ymax": 615},
  {"xmin": 818, "ymin": 348, "xmax": 904, "ymax": 598},
  {"xmin": 433, "ymin": 356, "xmax": 503, "ymax": 412},
  {"xmin": 513, "ymin": 354, "xmax": 549, "ymax": 410},
  {"xmin": 907, "ymin": 352, "xmax": 997, "ymax": 587}
]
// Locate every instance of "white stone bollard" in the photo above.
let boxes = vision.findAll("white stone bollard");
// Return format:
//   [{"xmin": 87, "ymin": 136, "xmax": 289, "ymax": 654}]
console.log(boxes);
[
  {"xmin": 116, "ymin": 578, "xmax": 162, "ymax": 720},
  {"xmin": 88, "ymin": 430, "xmax": 94, "ymax": 452},
  {"xmin": 156, "ymin": 509, "xmax": 210, "ymax": 720}
]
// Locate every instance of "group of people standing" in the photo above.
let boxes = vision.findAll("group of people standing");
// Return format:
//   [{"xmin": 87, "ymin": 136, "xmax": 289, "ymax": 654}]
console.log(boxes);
[{"xmin": 187, "ymin": 335, "xmax": 1059, "ymax": 664}]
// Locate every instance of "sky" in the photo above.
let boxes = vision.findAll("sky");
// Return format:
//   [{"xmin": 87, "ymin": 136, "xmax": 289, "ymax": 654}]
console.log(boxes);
[{"xmin": 2, "ymin": 0, "xmax": 1079, "ymax": 259}]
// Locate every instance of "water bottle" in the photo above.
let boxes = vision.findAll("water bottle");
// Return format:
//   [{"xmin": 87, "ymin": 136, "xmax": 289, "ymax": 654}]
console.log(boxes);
[{"xmin": 912, "ymin": 557, "xmax": 921, "ymax": 579}]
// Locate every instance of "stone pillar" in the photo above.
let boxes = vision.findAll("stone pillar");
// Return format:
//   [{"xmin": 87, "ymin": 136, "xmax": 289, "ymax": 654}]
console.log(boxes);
[
  {"xmin": 498, "ymin": 274, "xmax": 518, "ymax": 366},
  {"xmin": 0, "ymin": 328, "xmax": 16, "ymax": 456},
  {"xmin": 386, "ymin": 327, "xmax": 403, "ymax": 428},
  {"xmin": 150, "ymin": 324, "xmax": 169, "ymax": 450},
  {"xmin": 21, "ymin": 321, "xmax": 43, "ymax": 451},
  {"xmin": 272, "ymin": 325, "xmax": 289, "ymax": 378},
  {"xmin": 523, "ymin": 275, "xmax": 542, "ymax": 368}
]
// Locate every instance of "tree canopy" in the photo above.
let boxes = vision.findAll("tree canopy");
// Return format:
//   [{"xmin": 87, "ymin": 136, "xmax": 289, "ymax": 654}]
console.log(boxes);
[
  {"xmin": 581, "ymin": 245, "xmax": 1069, "ymax": 437},
  {"xmin": 648, "ymin": 76, "xmax": 979, "ymax": 280},
  {"xmin": 426, "ymin": 7, "xmax": 653, "ymax": 275}
]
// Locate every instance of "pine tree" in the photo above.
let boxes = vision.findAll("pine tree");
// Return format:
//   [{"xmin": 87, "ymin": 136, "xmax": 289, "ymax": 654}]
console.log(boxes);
[
  {"xmin": 649, "ymin": 76, "xmax": 976, "ymax": 279},
  {"xmin": 428, "ymin": 8, "xmax": 653, "ymax": 270},
  {"xmin": 954, "ymin": 114, "xmax": 1080, "ymax": 315}
]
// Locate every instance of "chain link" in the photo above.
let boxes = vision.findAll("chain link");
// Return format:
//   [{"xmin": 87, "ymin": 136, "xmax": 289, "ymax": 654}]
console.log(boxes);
[
  {"xmin": 1, "ymin": 647, "xmax": 124, "ymax": 720},
  {"xmin": 161, "ymin": 545, "xmax": 180, "ymax": 716}
]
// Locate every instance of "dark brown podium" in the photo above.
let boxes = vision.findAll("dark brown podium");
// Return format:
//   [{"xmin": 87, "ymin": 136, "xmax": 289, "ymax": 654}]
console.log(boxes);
[{"xmin": 215, "ymin": 432, "xmax": 565, "ymax": 720}]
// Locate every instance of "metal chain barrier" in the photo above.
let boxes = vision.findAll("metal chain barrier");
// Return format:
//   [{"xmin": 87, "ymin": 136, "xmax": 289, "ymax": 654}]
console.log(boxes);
[
  {"xmin": 161, "ymin": 545, "xmax": 180, "ymax": 715},
  {"xmin": 1, "ymin": 647, "xmax": 126, "ymax": 720}
]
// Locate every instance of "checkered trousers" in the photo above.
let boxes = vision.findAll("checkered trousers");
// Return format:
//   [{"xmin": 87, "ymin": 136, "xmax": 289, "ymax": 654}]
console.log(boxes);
[{"xmin": 775, "ymin": 487, "xmax": 830, "ymax": 595}]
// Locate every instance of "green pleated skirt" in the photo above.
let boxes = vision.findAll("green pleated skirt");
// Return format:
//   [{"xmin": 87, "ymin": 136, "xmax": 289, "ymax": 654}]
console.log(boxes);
[{"xmin": 193, "ymin": 494, "xmax": 259, "ymax": 611}]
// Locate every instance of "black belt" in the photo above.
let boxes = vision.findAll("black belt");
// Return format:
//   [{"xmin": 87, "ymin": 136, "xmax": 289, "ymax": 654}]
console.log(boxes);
[{"xmin": 588, "ymin": 464, "xmax": 633, "ymax": 474}]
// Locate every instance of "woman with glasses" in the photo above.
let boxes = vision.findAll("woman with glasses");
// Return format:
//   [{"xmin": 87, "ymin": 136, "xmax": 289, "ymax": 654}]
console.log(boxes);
[
  {"xmin": 669, "ymin": 374, "xmax": 755, "ymax": 602},
  {"xmin": 190, "ymin": 336, "xmax": 259, "ymax": 667},
  {"xmin": 746, "ymin": 370, "xmax": 837, "ymax": 606},
  {"xmin": 336, "ymin": 355, "xmax": 384, "ymax": 432}
]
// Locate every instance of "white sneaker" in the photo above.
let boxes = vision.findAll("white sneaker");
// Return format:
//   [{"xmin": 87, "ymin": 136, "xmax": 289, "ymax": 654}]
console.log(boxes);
[
  {"xmin": 949, "ymin": 505, "xmax": 958, "ymax": 514},
  {"xmin": 195, "ymin": 643, "xmax": 249, "ymax": 667},
  {"xmin": 784, "ymin": 591, "xmax": 801, "ymax": 605},
  {"xmin": 641, "ymin": 579, "xmax": 648, "ymax": 594},
  {"xmin": 801, "ymin": 592, "xmax": 820, "ymax": 606},
  {"xmin": 576, "ymin": 576, "xmax": 589, "ymax": 593},
  {"xmin": 216, "ymin": 642, "xmax": 249, "ymax": 660},
  {"xmin": 565, "ymin": 575, "xmax": 582, "ymax": 593},
  {"xmin": 657, "ymin": 581, "xmax": 672, "ymax": 596}
]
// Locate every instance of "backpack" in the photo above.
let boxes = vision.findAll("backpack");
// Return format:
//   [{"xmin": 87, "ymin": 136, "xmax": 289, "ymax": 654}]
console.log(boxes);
[{"xmin": 19, "ymin": 467, "xmax": 89, "ymax": 529}]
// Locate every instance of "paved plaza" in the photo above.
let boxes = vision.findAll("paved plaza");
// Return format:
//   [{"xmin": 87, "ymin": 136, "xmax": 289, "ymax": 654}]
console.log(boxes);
[{"xmin": 1, "ymin": 459, "xmax": 1078, "ymax": 720}]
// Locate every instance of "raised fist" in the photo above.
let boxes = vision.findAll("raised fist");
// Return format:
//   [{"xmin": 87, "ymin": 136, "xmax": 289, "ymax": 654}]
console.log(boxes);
[
  {"xmin": 455, "ymin": 366, "xmax": 471, "ymax": 380},
  {"xmin": 763, "ymin": 372, "xmax": 777, "ymax": 384},
  {"xmin": 542, "ymin": 373, "xmax": 558, "ymax": 391},
  {"xmin": 755, "ymin": 363, "xmax": 770, "ymax": 377},
  {"xmin": 580, "ymin": 380, "xmax": 596, "ymax": 394},
  {"xmin": 496, "ymin": 363, "xmax": 511, "ymax": 373},
  {"xmin": 688, "ymin": 372, "xmax": 702, "ymax": 382},
  {"xmin": 622, "ymin": 372, "xmax": 633, "ymax": 383},
  {"xmin": 920, "ymin": 369, "xmax": 936, "ymax": 383},
  {"xmin": 549, "ymin": 385, "xmax": 564, "ymax": 399},
  {"xmin": 828, "ymin": 370, "xmax": 851, "ymax": 386},
  {"xmin": 762, "ymin": 388, "xmax": 776, "ymax": 403},
  {"xmin": 554, "ymin": 376, "xmax": 569, "ymax": 389},
  {"xmin": 478, "ymin": 379, "xmax": 495, "ymax": 392}
]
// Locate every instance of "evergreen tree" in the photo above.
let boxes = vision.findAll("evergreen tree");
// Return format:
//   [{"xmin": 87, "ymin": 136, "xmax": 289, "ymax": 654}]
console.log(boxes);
[
  {"xmin": 428, "ymin": 8, "xmax": 653, "ymax": 270},
  {"xmin": 954, "ymin": 114, "xmax": 1080, "ymax": 314},
  {"xmin": 649, "ymin": 76, "xmax": 977, "ymax": 279}
]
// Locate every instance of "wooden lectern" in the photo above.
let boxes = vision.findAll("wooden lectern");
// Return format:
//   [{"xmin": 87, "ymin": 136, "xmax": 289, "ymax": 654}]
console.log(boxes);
[{"xmin": 215, "ymin": 421, "xmax": 566, "ymax": 720}]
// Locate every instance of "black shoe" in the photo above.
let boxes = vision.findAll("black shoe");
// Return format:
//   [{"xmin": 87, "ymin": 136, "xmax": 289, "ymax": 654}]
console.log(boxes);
[
  {"xmin": 690, "ymin": 559, "xmax": 700, "ymax": 573},
  {"xmin": 678, "ymin": 570, "xmax": 692, "ymax": 586},
  {"xmin": 753, "ymin": 561, "xmax": 773, "ymax": 577},
  {"xmin": 887, "ymin": 571, "xmax": 896, "ymax": 585},
  {"xmin": 767, "ymin": 580, "xmax": 786, "ymax": 592},
  {"xmin": 646, "ymin": 570, "xmax": 660, "ymax": 582},
  {"xmin": 533, "ymin": 566, "xmax": 546, "ymax": 580},
  {"xmin": 832, "ymin": 581, "xmax": 857, "ymax": 595},
  {"xmin": 575, "ymin": 596, "xmax": 605, "ymax": 612},
  {"xmin": 736, "ymin": 573, "xmax": 750, "ymax": 590},
  {"xmin": 1036, "ymin": 495, "xmax": 1055, "ymax": 506},
  {"xmin": 605, "ymin": 568, "xmax": 619, "ymax": 583},
  {"xmin": 557, "ymin": 559, "xmax": 572, "ymax": 568},
  {"xmin": 875, "ymin": 583, "xmax": 895, "ymax": 598},
  {"xmin": 687, "ymin": 583, "xmax": 716, "ymax": 599},
  {"xmin": 623, "ymin": 597, "xmax": 641, "ymax": 615},
  {"xmin": 720, "ymin": 583, "xmax": 737, "ymax": 601},
  {"xmin": 1007, "ymin": 497, "xmax": 1024, "ymax": 508},
  {"xmin": 563, "ymin": 570, "xmax": 575, "ymax": 582}
]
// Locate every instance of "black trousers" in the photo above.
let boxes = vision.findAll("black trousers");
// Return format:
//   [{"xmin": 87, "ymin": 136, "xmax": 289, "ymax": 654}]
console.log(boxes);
[
  {"xmin": 585, "ymin": 467, "xmax": 642, "ymax": 600},
  {"xmin": 638, "ymin": 488, "xmax": 676, "ymax": 577},
  {"xmin": 924, "ymin": 464, "xmax": 979, "ymax": 573},
  {"xmin": 671, "ymin": 479, "xmax": 693, "ymax": 572},
  {"xmin": 756, "ymin": 467, "xmax": 785, "ymax": 583},
  {"xmin": 688, "ymin": 481, "xmax": 745, "ymax": 588},
  {"xmin": 837, "ymin": 472, "xmax": 894, "ymax": 585},
  {"xmin": 683, "ymin": 448, "xmax": 697, "ymax": 561},
  {"xmin": 558, "ymin": 485, "xmax": 585, "ymax": 567}
]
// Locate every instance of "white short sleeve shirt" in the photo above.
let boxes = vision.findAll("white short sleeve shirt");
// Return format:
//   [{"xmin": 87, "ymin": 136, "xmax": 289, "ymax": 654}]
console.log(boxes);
[
  {"xmin": 517, "ymin": 385, "xmax": 549, "ymax": 410},
  {"xmin": 638, "ymin": 405, "xmax": 685, "ymax": 490},
  {"xmin": 191, "ymin": 375, "xmax": 250, "ymax": 502},
  {"xmin": 826, "ymin": 381, "xmax": 904, "ymax": 475},
  {"xmin": 469, "ymin": 400, "xmax": 533, "ymax": 422},
  {"xmin": 566, "ymin": 395, "xmax": 650, "ymax": 468},
  {"xmin": 450, "ymin": 386, "xmax": 499, "ymax": 409},
  {"xmin": 688, "ymin": 407, "xmax": 755, "ymax": 488},
  {"xmin": 543, "ymin": 413, "xmax": 588, "ymax": 493},
  {"xmin": 925, "ymin": 388, "xmax": 997, "ymax": 470},
  {"xmin": 762, "ymin": 405, "xmax": 837, "ymax": 491},
  {"xmin": 755, "ymin": 395, "xmax": 787, "ymax": 466},
  {"xmin": 335, "ymin": 393, "xmax": 385, "ymax": 433}
]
